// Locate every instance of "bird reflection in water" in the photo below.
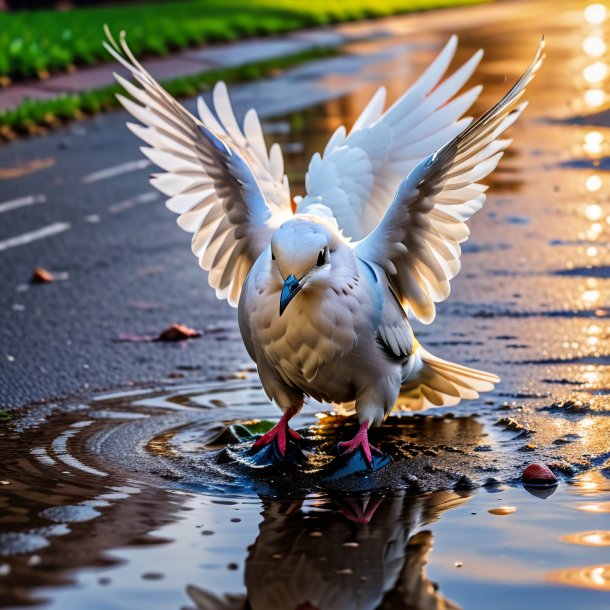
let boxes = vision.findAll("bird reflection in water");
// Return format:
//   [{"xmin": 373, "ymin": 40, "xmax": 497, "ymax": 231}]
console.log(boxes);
[{"xmin": 186, "ymin": 490, "xmax": 472, "ymax": 610}]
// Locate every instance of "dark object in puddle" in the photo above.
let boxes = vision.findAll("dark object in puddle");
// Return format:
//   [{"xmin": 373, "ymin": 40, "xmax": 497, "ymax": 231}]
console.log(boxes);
[
  {"xmin": 524, "ymin": 484, "xmax": 558, "ymax": 500},
  {"xmin": 31, "ymin": 267, "xmax": 55, "ymax": 283},
  {"xmin": 522, "ymin": 462, "xmax": 558, "ymax": 488},
  {"xmin": 247, "ymin": 436, "xmax": 306, "ymax": 469},
  {"xmin": 454, "ymin": 474, "xmax": 478, "ymax": 490},
  {"xmin": 321, "ymin": 445, "xmax": 391, "ymax": 481}
]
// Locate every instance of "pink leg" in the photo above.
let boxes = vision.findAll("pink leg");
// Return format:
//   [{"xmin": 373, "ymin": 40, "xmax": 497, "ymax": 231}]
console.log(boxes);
[
  {"xmin": 338, "ymin": 495, "xmax": 385, "ymax": 524},
  {"xmin": 253, "ymin": 409, "xmax": 302, "ymax": 456},
  {"xmin": 338, "ymin": 420, "xmax": 382, "ymax": 465}
]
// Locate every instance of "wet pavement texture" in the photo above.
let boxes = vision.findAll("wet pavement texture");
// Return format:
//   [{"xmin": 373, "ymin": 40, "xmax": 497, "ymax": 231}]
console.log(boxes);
[{"xmin": 1, "ymin": 0, "xmax": 610, "ymax": 608}]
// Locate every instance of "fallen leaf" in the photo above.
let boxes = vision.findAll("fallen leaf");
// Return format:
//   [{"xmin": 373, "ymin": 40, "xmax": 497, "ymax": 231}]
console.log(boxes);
[
  {"xmin": 116, "ymin": 323, "xmax": 201, "ymax": 343},
  {"xmin": 156, "ymin": 323, "xmax": 201, "ymax": 342},
  {"xmin": 31, "ymin": 267, "xmax": 55, "ymax": 283},
  {"xmin": 0, "ymin": 157, "xmax": 55, "ymax": 180}
]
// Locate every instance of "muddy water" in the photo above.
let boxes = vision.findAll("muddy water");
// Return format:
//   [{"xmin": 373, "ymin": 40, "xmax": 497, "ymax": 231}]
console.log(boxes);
[{"xmin": 2, "ymin": 0, "xmax": 610, "ymax": 608}]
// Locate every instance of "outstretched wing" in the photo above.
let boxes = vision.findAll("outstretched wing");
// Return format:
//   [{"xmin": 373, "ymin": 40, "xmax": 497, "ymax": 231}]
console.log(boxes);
[
  {"xmin": 197, "ymin": 82, "xmax": 291, "ymax": 215},
  {"xmin": 356, "ymin": 40, "xmax": 544, "ymax": 324},
  {"xmin": 104, "ymin": 28, "xmax": 292, "ymax": 306},
  {"xmin": 297, "ymin": 36, "xmax": 484, "ymax": 239}
]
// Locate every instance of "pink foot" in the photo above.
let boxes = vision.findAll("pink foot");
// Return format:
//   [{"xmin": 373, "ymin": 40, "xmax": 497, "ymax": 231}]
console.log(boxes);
[
  {"xmin": 338, "ymin": 421, "xmax": 382, "ymax": 465},
  {"xmin": 253, "ymin": 410, "xmax": 302, "ymax": 456}
]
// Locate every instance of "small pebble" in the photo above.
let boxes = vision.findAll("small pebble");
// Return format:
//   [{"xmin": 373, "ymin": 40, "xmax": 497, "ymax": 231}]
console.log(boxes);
[
  {"xmin": 31, "ymin": 267, "xmax": 55, "ymax": 284},
  {"xmin": 474, "ymin": 445, "xmax": 493, "ymax": 452},
  {"xmin": 522, "ymin": 463, "xmax": 558, "ymax": 488},
  {"xmin": 141, "ymin": 572, "xmax": 164, "ymax": 581},
  {"xmin": 454, "ymin": 475, "xmax": 478, "ymax": 490}
]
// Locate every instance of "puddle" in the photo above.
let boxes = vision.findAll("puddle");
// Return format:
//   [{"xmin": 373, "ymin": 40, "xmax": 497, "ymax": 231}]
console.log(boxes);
[{"xmin": 1, "ymin": 377, "xmax": 610, "ymax": 609}]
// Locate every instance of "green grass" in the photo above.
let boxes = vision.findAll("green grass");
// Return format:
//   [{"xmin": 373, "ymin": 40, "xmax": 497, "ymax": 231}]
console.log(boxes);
[
  {"xmin": 0, "ymin": 410, "xmax": 15, "ymax": 423},
  {"xmin": 0, "ymin": 0, "xmax": 489, "ymax": 82},
  {"xmin": 0, "ymin": 46, "xmax": 335, "ymax": 139}
]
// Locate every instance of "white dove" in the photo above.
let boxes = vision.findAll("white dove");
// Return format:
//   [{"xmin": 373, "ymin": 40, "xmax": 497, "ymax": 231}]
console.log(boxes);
[{"xmin": 105, "ymin": 28, "xmax": 543, "ymax": 465}]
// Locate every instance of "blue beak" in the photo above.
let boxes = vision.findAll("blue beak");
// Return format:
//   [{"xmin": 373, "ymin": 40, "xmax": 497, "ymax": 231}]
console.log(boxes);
[{"xmin": 279, "ymin": 274, "xmax": 301, "ymax": 316}]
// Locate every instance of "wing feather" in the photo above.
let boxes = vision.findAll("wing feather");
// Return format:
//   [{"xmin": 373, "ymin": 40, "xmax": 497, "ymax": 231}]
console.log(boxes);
[
  {"xmin": 356, "ymin": 40, "xmax": 544, "ymax": 323},
  {"xmin": 104, "ymin": 27, "xmax": 291, "ymax": 306},
  {"xmin": 198, "ymin": 82, "xmax": 292, "ymax": 214},
  {"xmin": 297, "ymin": 36, "xmax": 484, "ymax": 238}
]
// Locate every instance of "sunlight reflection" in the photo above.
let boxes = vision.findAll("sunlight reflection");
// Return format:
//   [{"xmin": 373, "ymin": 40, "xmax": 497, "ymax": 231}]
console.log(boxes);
[
  {"xmin": 585, "ymin": 3, "xmax": 608, "ymax": 24},
  {"xmin": 488, "ymin": 506, "xmax": 517, "ymax": 516},
  {"xmin": 585, "ymin": 203, "xmax": 603, "ymax": 220},
  {"xmin": 582, "ymin": 289, "xmax": 600, "ymax": 304},
  {"xmin": 562, "ymin": 531, "xmax": 610, "ymax": 546},
  {"xmin": 586, "ymin": 246, "xmax": 598, "ymax": 257},
  {"xmin": 586, "ymin": 174, "xmax": 602, "ymax": 191},
  {"xmin": 576, "ymin": 501, "xmax": 610, "ymax": 513},
  {"xmin": 583, "ymin": 61, "xmax": 609, "ymax": 83},
  {"xmin": 574, "ymin": 471, "xmax": 610, "ymax": 494},
  {"xmin": 585, "ymin": 88, "xmax": 606, "ymax": 107},
  {"xmin": 583, "ymin": 366, "xmax": 599, "ymax": 385},
  {"xmin": 548, "ymin": 564, "xmax": 610, "ymax": 590},
  {"xmin": 583, "ymin": 35, "xmax": 607, "ymax": 58},
  {"xmin": 583, "ymin": 130, "xmax": 604, "ymax": 155}
]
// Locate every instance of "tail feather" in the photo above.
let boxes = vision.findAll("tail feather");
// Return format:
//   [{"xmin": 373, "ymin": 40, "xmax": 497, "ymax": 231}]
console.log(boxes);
[{"xmin": 397, "ymin": 346, "xmax": 499, "ymax": 411}]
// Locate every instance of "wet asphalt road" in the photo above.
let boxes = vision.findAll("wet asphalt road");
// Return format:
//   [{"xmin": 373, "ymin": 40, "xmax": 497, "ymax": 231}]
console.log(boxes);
[
  {"xmin": 0, "ymin": 0, "xmax": 609, "ymax": 410},
  {"xmin": 0, "ymin": 37, "xmax": 406, "ymax": 408}
]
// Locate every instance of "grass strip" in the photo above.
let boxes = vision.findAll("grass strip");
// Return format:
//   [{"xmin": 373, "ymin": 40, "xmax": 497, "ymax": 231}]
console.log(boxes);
[
  {"xmin": 0, "ymin": 46, "xmax": 336, "ymax": 140},
  {"xmin": 0, "ymin": 0, "xmax": 490, "ymax": 82}
]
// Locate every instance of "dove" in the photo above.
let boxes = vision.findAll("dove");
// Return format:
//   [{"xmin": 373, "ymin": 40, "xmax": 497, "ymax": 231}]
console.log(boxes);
[{"xmin": 104, "ymin": 27, "xmax": 544, "ymax": 466}]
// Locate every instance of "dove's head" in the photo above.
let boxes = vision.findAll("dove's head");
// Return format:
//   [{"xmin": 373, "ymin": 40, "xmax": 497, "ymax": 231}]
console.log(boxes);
[{"xmin": 270, "ymin": 215, "xmax": 355, "ymax": 315}]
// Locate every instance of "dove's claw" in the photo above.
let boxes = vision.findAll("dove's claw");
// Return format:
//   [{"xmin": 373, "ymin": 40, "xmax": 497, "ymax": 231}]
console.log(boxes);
[
  {"xmin": 337, "ymin": 421, "xmax": 382, "ymax": 466},
  {"xmin": 252, "ymin": 410, "xmax": 299, "ymax": 457},
  {"xmin": 287, "ymin": 427, "xmax": 303, "ymax": 441}
]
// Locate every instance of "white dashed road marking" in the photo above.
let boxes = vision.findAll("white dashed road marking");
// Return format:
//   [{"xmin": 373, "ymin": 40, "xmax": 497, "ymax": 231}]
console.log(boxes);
[
  {"xmin": 108, "ymin": 192, "xmax": 159, "ymax": 214},
  {"xmin": 0, "ymin": 194, "xmax": 46, "ymax": 214},
  {"xmin": 82, "ymin": 159, "xmax": 151, "ymax": 184},
  {"xmin": 0, "ymin": 222, "xmax": 71, "ymax": 252}
]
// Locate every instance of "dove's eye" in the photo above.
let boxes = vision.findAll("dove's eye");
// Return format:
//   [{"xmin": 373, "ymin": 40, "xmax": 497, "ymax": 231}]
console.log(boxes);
[
  {"xmin": 316, "ymin": 248, "xmax": 328, "ymax": 266},
  {"xmin": 271, "ymin": 251, "xmax": 275, "ymax": 261}
]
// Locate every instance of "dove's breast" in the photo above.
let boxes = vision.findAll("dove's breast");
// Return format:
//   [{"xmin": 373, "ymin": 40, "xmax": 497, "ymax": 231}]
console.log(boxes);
[{"xmin": 240, "ymin": 256, "xmax": 375, "ymax": 404}]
